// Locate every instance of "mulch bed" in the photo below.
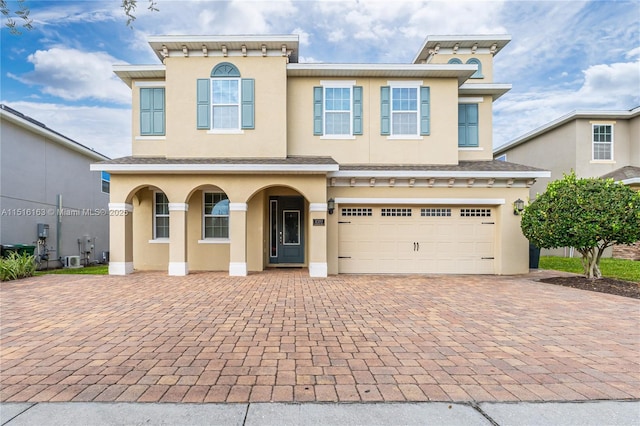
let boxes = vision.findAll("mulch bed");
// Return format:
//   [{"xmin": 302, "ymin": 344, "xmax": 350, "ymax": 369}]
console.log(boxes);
[{"xmin": 540, "ymin": 276, "xmax": 640, "ymax": 299}]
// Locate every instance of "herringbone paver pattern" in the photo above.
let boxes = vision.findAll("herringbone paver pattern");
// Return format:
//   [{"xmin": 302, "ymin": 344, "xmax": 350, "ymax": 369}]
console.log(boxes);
[{"xmin": 1, "ymin": 271, "xmax": 639, "ymax": 403}]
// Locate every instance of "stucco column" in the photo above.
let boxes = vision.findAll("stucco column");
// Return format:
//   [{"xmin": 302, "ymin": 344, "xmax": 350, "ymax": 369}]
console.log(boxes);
[
  {"xmin": 229, "ymin": 202, "xmax": 248, "ymax": 276},
  {"xmin": 168, "ymin": 203, "xmax": 188, "ymax": 276},
  {"xmin": 308, "ymin": 202, "xmax": 328, "ymax": 277},
  {"xmin": 108, "ymin": 203, "xmax": 133, "ymax": 275}
]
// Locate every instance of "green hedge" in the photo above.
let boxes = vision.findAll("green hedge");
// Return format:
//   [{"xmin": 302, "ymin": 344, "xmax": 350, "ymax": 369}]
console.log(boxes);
[{"xmin": 0, "ymin": 252, "xmax": 36, "ymax": 281}]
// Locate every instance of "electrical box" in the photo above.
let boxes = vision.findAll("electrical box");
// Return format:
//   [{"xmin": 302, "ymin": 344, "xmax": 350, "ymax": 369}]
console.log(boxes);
[{"xmin": 37, "ymin": 223, "xmax": 49, "ymax": 239}]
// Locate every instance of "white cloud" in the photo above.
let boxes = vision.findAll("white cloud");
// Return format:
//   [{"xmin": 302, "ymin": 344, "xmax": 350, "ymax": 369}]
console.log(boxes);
[
  {"xmin": 8, "ymin": 47, "xmax": 131, "ymax": 104},
  {"xmin": 577, "ymin": 60, "xmax": 640, "ymax": 105},
  {"xmin": 2, "ymin": 101, "xmax": 132, "ymax": 159},
  {"xmin": 292, "ymin": 27, "xmax": 310, "ymax": 46}
]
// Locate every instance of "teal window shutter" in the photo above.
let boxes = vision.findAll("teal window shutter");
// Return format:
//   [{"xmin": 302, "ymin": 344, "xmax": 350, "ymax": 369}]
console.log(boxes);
[
  {"xmin": 380, "ymin": 86, "xmax": 390, "ymax": 135},
  {"xmin": 458, "ymin": 104, "xmax": 479, "ymax": 147},
  {"xmin": 152, "ymin": 88, "xmax": 165, "ymax": 135},
  {"xmin": 241, "ymin": 78, "xmax": 254, "ymax": 129},
  {"xmin": 140, "ymin": 88, "xmax": 152, "ymax": 135},
  {"xmin": 140, "ymin": 88, "xmax": 165, "ymax": 135},
  {"xmin": 420, "ymin": 86, "xmax": 430, "ymax": 136},
  {"xmin": 352, "ymin": 86, "xmax": 363, "ymax": 135},
  {"xmin": 313, "ymin": 86, "xmax": 323, "ymax": 135},
  {"xmin": 197, "ymin": 79, "xmax": 210, "ymax": 129}
]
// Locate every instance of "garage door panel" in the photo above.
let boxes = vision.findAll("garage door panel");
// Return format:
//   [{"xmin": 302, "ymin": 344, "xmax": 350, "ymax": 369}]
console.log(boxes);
[{"xmin": 338, "ymin": 206, "xmax": 495, "ymax": 274}]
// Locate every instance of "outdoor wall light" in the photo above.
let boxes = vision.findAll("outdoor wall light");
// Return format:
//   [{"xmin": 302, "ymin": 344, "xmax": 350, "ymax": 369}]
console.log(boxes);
[
  {"xmin": 327, "ymin": 198, "xmax": 335, "ymax": 215},
  {"xmin": 513, "ymin": 198, "xmax": 525, "ymax": 215}
]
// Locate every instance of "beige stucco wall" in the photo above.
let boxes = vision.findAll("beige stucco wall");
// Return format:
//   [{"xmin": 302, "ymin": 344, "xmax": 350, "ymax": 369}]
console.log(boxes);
[
  {"xmin": 287, "ymin": 77, "xmax": 460, "ymax": 165},
  {"xmin": 325, "ymin": 185, "xmax": 530, "ymax": 275},
  {"xmin": 496, "ymin": 122, "xmax": 577, "ymax": 200},
  {"xmin": 130, "ymin": 56, "xmax": 289, "ymax": 159}
]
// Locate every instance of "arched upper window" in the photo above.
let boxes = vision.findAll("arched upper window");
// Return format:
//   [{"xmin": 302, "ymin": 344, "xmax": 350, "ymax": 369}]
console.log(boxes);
[
  {"xmin": 211, "ymin": 62, "xmax": 241, "ymax": 77},
  {"xmin": 466, "ymin": 58, "xmax": 483, "ymax": 78},
  {"xmin": 447, "ymin": 58, "xmax": 463, "ymax": 64}
]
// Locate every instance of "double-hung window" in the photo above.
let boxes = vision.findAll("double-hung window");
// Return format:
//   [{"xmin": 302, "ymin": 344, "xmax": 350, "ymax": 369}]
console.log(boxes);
[
  {"xmin": 313, "ymin": 81, "xmax": 362, "ymax": 138},
  {"xmin": 203, "ymin": 192, "xmax": 229, "ymax": 239},
  {"xmin": 212, "ymin": 79, "xmax": 240, "ymax": 129},
  {"xmin": 380, "ymin": 82, "xmax": 430, "ymax": 138},
  {"xmin": 197, "ymin": 62, "xmax": 254, "ymax": 132},
  {"xmin": 154, "ymin": 192, "xmax": 169, "ymax": 239},
  {"xmin": 592, "ymin": 124, "xmax": 613, "ymax": 160},
  {"xmin": 101, "ymin": 171, "xmax": 110, "ymax": 194}
]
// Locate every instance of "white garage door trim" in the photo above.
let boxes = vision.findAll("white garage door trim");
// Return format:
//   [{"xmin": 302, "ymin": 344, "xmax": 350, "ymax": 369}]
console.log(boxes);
[{"xmin": 334, "ymin": 197, "xmax": 505, "ymax": 205}]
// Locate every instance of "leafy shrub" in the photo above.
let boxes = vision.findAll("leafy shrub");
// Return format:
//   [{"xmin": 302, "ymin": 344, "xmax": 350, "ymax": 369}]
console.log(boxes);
[{"xmin": 0, "ymin": 252, "xmax": 36, "ymax": 281}]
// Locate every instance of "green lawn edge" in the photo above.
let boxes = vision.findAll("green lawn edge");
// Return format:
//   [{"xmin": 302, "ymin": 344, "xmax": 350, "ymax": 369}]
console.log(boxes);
[{"xmin": 540, "ymin": 256, "xmax": 640, "ymax": 283}]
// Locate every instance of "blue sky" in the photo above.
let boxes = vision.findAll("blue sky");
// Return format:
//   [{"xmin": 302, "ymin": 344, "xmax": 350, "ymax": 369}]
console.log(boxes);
[{"xmin": 1, "ymin": 0, "xmax": 639, "ymax": 159}]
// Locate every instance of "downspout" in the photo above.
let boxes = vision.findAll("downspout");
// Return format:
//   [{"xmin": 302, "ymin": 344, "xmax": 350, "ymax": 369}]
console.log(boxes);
[{"xmin": 56, "ymin": 194, "xmax": 62, "ymax": 262}]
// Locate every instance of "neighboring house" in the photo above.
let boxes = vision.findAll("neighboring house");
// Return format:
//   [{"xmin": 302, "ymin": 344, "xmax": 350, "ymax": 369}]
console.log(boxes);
[
  {"xmin": 0, "ymin": 104, "xmax": 110, "ymax": 268},
  {"xmin": 494, "ymin": 107, "xmax": 640, "ymax": 259},
  {"xmin": 92, "ymin": 34, "xmax": 548, "ymax": 277}
]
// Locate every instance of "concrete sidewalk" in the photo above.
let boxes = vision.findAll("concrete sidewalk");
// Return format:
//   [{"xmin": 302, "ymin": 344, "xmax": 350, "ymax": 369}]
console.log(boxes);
[{"xmin": 2, "ymin": 400, "xmax": 639, "ymax": 425}]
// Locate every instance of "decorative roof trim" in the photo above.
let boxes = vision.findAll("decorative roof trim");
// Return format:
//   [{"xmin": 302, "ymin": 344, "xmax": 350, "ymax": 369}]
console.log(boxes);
[
  {"xmin": 334, "ymin": 197, "xmax": 506, "ymax": 205},
  {"xmin": 329, "ymin": 170, "xmax": 549, "ymax": 179}
]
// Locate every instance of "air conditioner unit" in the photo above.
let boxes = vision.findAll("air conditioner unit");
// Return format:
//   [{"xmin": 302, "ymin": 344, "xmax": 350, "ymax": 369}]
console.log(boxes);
[{"xmin": 64, "ymin": 256, "xmax": 81, "ymax": 269}]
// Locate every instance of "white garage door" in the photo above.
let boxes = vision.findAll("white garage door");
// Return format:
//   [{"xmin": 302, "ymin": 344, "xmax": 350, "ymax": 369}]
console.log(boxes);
[{"xmin": 338, "ymin": 206, "xmax": 495, "ymax": 274}]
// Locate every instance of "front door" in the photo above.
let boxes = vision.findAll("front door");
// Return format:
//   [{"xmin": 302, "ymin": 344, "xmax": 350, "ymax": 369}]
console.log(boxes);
[{"xmin": 269, "ymin": 196, "xmax": 305, "ymax": 264}]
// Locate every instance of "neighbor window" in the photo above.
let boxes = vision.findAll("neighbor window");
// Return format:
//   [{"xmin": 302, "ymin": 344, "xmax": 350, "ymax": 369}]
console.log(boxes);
[
  {"xmin": 380, "ymin": 83, "xmax": 430, "ymax": 137},
  {"xmin": 154, "ymin": 192, "xmax": 169, "ymax": 239},
  {"xmin": 592, "ymin": 124, "xmax": 613, "ymax": 160},
  {"xmin": 197, "ymin": 62, "xmax": 254, "ymax": 131},
  {"xmin": 101, "ymin": 171, "xmax": 110, "ymax": 194},
  {"xmin": 203, "ymin": 192, "xmax": 229, "ymax": 239},
  {"xmin": 458, "ymin": 104, "xmax": 479, "ymax": 147},
  {"xmin": 313, "ymin": 81, "xmax": 362, "ymax": 137}
]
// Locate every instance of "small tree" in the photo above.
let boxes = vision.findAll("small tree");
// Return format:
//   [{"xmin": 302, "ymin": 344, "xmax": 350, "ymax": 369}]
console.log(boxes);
[{"xmin": 521, "ymin": 172, "xmax": 640, "ymax": 279}]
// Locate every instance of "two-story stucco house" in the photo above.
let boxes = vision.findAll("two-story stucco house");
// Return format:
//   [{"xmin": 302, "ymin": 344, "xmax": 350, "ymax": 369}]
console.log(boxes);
[
  {"xmin": 493, "ymin": 107, "xmax": 640, "ymax": 259},
  {"xmin": 91, "ymin": 34, "xmax": 548, "ymax": 277}
]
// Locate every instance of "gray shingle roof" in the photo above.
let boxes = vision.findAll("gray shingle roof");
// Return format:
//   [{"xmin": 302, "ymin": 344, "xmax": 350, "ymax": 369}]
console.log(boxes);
[
  {"xmin": 600, "ymin": 166, "xmax": 640, "ymax": 181},
  {"xmin": 339, "ymin": 160, "xmax": 546, "ymax": 172}
]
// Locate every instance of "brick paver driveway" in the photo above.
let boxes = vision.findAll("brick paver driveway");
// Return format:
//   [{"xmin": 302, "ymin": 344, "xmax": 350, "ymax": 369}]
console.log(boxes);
[{"xmin": 1, "ymin": 271, "xmax": 639, "ymax": 403}]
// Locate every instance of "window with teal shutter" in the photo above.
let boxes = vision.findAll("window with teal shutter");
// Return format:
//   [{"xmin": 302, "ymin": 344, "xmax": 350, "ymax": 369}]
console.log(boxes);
[
  {"xmin": 196, "ymin": 79, "xmax": 210, "ymax": 129},
  {"xmin": 353, "ymin": 86, "xmax": 363, "ymax": 135},
  {"xmin": 448, "ymin": 58, "xmax": 463, "ymax": 64},
  {"xmin": 196, "ymin": 63, "xmax": 255, "ymax": 131},
  {"xmin": 458, "ymin": 104, "xmax": 479, "ymax": 147},
  {"xmin": 313, "ymin": 87, "xmax": 323, "ymax": 135},
  {"xmin": 140, "ymin": 87, "xmax": 165, "ymax": 136},
  {"xmin": 420, "ymin": 86, "xmax": 430, "ymax": 135},
  {"xmin": 241, "ymin": 79, "xmax": 254, "ymax": 129},
  {"xmin": 380, "ymin": 86, "xmax": 390, "ymax": 135}
]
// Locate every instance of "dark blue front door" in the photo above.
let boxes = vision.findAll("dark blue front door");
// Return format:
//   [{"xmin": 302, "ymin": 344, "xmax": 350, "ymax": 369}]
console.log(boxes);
[{"xmin": 269, "ymin": 196, "xmax": 304, "ymax": 264}]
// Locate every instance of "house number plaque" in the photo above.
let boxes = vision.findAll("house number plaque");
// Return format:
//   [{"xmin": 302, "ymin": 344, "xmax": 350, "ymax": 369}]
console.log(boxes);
[{"xmin": 313, "ymin": 219, "xmax": 325, "ymax": 226}]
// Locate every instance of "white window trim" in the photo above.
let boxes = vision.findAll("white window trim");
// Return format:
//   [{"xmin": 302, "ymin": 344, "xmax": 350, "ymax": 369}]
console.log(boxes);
[
  {"xmin": 202, "ymin": 191, "xmax": 230, "ymax": 240},
  {"xmin": 134, "ymin": 81, "xmax": 166, "ymax": 88},
  {"xmin": 458, "ymin": 147, "xmax": 484, "ymax": 151},
  {"xmin": 458, "ymin": 97, "xmax": 484, "ymax": 104},
  {"xmin": 211, "ymin": 77, "xmax": 241, "ymax": 131},
  {"xmin": 136, "ymin": 136, "xmax": 167, "ymax": 141},
  {"xmin": 591, "ymin": 122, "xmax": 614, "ymax": 161},
  {"xmin": 321, "ymin": 80, "xmax": 356, "ymax": 138},
  {"xmin": 153, "ymin": 191, "xmax": 169, "ymax": 240},
  {"xmin": 387, "ymin": 80, "xmax": 423, "ymax": 139}
]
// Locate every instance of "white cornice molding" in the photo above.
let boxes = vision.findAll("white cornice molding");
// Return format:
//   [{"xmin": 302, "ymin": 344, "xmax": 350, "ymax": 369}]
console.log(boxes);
[{"xmin": 329, "ymin": 170, "xmax": 549, "ymax": 179}]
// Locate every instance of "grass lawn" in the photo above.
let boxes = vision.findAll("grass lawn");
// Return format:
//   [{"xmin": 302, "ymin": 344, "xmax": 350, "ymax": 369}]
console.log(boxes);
[
  {"xmin": 540, "ymin": 256, "xmax": 640, "ymax": 283},
  {"xmin": 35, "ymin": 265, "xmax": 108, "ymax": 276}
]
